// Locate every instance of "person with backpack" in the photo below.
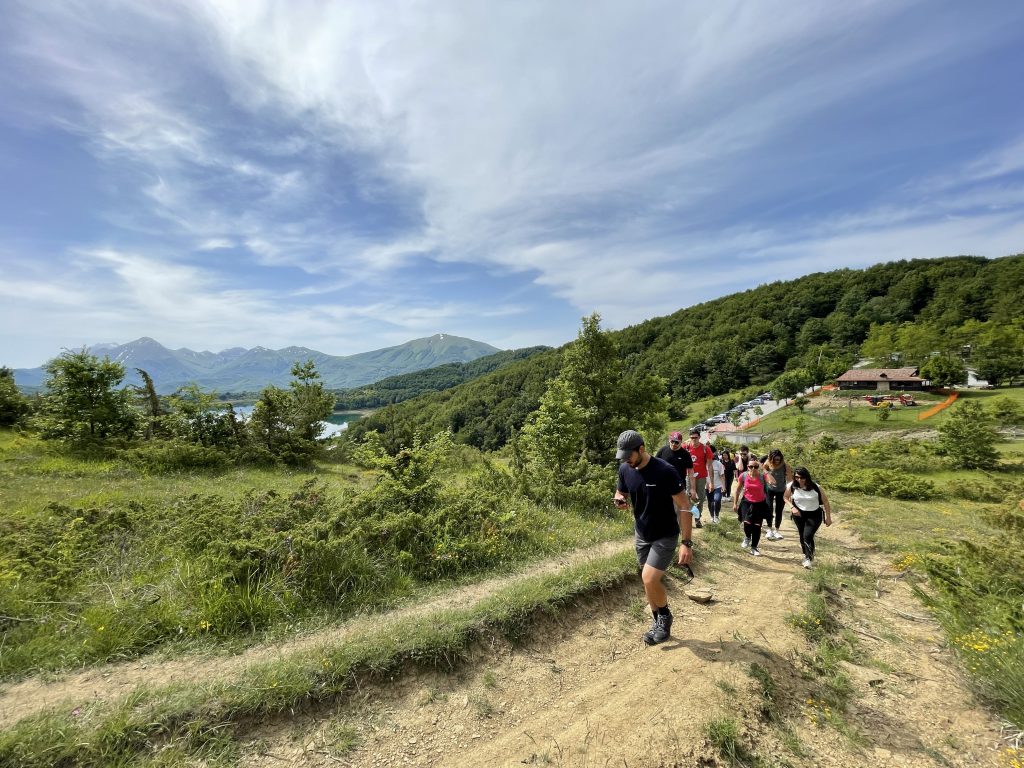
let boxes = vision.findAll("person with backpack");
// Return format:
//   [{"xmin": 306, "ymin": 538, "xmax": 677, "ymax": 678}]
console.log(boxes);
[
  {"xmin": 732, "ymin": 446, "xmax": 752, "ymax": 522},
  {"xmin": 784, "ymin": 467, "xmax": 833, "ymax": 568},
  {"xmin": 732, "ymin": 458, "xmax": 770, "ymax": 556}
]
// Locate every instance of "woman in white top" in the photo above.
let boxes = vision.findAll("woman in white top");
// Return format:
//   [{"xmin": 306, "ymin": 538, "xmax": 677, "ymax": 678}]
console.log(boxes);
[{"xmin": 783, "ymin": 466, "xmax": 833, "ymax": 569}]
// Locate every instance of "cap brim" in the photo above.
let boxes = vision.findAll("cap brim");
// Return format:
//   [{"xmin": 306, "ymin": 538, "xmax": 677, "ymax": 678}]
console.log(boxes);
[{"xmin": 615, "ymin": 449, "xmax": 630, "ymax": 460}]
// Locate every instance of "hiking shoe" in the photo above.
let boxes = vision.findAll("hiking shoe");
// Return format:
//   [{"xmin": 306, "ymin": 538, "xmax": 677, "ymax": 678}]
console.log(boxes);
[
  {"xmin": 773, "ymin": 530, "xmax": 784, "ymax": 540},
  {"xmin": 643, "ymin": 612, "xmax": 672, "ymax": 645},
  {"xmin": 741, "ymin": 536, "xmax": 751, "ymax": 549},
  {"xmin": 802, "ymin": 558, "xmax": 812, "ymax": 569},
  {"xmin": 750, "ymin": 548, "xmax": 762, "ymax": 557},
  {"xmin": 694, "ymin": 518, "xmax": 703, "ymax": 528}
]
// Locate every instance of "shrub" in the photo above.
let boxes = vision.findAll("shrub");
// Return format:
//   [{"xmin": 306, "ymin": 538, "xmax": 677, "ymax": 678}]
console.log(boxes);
[
  {"xmin": 124, "ymin": 441, "xmax": 230, "ymax": 471},
  {"xmin": 824, "ymin": 467, "xmax": 936, "ymax": 500}
]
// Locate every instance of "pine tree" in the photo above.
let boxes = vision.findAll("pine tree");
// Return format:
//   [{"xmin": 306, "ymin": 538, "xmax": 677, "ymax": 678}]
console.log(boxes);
[{"xmin": 938, "ymin": 400, "xmax": 999, "ymax": 469}]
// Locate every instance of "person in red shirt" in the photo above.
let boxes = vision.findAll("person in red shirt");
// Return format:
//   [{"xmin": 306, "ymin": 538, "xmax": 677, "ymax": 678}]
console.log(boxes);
[{"xmin": 684, "ymin": 428, "xmax": 714, "ymax": 528}]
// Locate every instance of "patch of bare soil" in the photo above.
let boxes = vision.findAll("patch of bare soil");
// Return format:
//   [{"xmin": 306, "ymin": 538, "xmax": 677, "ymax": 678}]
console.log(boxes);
[
  {"xmin": 0, "ymin": 539, "xmax": 629, "ymax": 729},
  {"xmin": 240, "ymin": 523, "xmax": 1005, "ymax": 768}
]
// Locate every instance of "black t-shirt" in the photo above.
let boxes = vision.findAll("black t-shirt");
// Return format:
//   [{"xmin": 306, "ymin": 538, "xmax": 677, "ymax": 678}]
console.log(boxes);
[
  {"xmin": 655, "ymin": 445, "xmax": 693, "ymax": 481},
  {"xmin": 617, "ymin": 456, "xmax": 685, "ymax": 541}
]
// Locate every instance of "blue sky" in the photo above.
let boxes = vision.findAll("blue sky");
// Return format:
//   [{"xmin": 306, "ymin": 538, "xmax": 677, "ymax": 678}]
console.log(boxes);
[{"xmin": 2, "ymin": 1, "xmax": 1024, "ymax": 369}]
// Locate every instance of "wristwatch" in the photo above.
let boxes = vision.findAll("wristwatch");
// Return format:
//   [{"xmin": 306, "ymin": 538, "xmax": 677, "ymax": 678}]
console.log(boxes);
[{"xmin": 681, "ymin": 539, "xmax": 693, "ymax": 547}]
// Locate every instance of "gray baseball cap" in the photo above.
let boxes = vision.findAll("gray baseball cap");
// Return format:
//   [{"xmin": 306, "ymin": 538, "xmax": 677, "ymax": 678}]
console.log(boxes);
[{"xmin": 615, "ymin": 429, "xmax": 644, "ymax": 460}]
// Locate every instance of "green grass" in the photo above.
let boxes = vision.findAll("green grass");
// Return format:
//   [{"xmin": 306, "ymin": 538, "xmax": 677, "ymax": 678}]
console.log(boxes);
[
  {"xmin": 0, "ymin": 430, "xmax": 632, "ymax": 679},
  {"xmin": 0, "ymin": 550, "xmax": 637, "ymax": 767}
]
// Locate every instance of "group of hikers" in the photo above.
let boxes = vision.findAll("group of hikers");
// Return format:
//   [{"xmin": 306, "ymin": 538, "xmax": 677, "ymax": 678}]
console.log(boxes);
[{"xmin": 612, "ymin": 426, "xmax": 833, "ymax": 646}]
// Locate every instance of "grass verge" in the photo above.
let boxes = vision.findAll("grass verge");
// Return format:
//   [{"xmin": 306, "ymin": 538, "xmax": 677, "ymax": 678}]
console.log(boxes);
[
  {"xmin": 788, "ymin": 561, "xmax": 867, "ymax": 745},
  {"xmin": 0, "ymin": 549, "xmax": 636, "ymax": 767}
]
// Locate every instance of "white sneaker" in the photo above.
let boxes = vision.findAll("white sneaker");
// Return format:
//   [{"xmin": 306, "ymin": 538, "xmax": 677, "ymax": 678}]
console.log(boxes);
[
  {"xmin": 750, "ymin": 548, "xmax": 762, "ymax": 557},
  {"xmin": 741, "ymin": 536, "xmax": 751, "ymax": 549},
  {"xmin": 764, "ymin": 530, "xmax": 774, "ymax": 541},
  {"xmin": 802, "ymin": 558, "xmax": 812, "ymax": 569},
  {"xmin": 774, "ymin": 530, "xmax": 784, "ymax": 540}
]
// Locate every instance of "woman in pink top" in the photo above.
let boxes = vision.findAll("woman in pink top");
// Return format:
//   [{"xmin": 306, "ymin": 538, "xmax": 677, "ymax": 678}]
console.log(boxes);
[{"xmin": 732, "ymin": 459, "xmax": 769, "ymax": 556}]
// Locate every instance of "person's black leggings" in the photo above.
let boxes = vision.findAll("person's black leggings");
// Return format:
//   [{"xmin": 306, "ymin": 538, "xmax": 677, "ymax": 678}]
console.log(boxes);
[
  {"xmin": 741, "ymin": 499, "xmax": 769, "ymax": 549},
  {"xmin": 792, "ymin": 509, "xmax": 824, "ymax": 560},
  {"xmin": 724, "ymin": 471, "xmax": 734, "ymax": 497},
  {"xmin": 766, "ymin": 489, "xmax": 786, "ymax": 529}
]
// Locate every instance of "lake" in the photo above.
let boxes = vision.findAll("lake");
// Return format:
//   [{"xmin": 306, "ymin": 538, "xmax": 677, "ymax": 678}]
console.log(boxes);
[{"xmin": 232, "ymin": 406, "xmax": 362, "ymax": 440}]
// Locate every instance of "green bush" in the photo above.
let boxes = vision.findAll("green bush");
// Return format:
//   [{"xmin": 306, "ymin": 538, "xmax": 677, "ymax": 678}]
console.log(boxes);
[
  {"xmin": 824, "ymin": 467, "xmax": 936, "ymax": 500},
  {"xmin": 124, "ymin": 441, "xmax": 231, "ymax": 471}
]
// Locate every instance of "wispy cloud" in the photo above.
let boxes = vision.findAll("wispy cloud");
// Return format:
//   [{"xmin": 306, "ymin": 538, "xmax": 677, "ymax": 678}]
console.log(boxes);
[{"xmin": 1, "ymin": 0, "xmax": 1023, "ymax": 368}]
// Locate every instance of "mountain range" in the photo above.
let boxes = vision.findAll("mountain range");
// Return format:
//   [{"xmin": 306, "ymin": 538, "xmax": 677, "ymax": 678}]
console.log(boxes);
[{"xmin": 13, "ymin": 334, "xmax": 501, "ymax": 394}]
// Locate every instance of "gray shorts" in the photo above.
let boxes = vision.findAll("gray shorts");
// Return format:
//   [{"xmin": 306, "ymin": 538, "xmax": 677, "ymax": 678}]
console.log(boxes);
[{"xmin": 635, "ymin": 535, "xmax": 678, "ymax": 571}]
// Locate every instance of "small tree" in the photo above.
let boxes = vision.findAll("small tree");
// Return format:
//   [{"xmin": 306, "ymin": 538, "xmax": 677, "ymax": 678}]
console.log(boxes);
[
  {"xmin": 0, "ymin": 367, "xmax": 31, "ymax": 427},
  {"xmin": 248, "ymin": 360, "xmax": 334, "ymax": 465},
  {"xmin": 165, "ymin": 384, "xmax": 240, "ymax": 449},
  {"xmin": 35, "ymin": 349, "xmax": 138, "ymax": 444},
  {"xmin": 519, "ymin": 378, "xmax": 587, "ymax": 480},
  {"xmin": 989, "ymin": 397, "xmax": 1024, "ymax": 427},
  {"xmin": 770, "ymin": 369, "xmax": 811, "ymax": 404},
  {"xmin": 557, "ymin": 314, "xmax": 667, "ymax": 463},
  {"xmin": 920, "ymin": 356, "xmax": 967, "ymax": 388},
  {"xmin": 937, "ymin": 400, "xmax": 999, "ymax": 469},
  {"xmin": 793, "ymin": 395, "xmax": 810, "ymax": 412}
]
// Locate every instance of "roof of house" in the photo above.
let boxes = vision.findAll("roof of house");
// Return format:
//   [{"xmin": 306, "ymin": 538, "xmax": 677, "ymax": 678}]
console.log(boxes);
[{"xmin": 835, "ymin": 367, "xmax": 923, "ymax": 382}]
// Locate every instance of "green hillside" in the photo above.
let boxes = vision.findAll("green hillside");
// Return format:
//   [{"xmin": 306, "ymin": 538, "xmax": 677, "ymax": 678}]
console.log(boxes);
[
  {"xmin": 331, "ymin": 346, "xmax": 550, "ymax": 410},
  {"xmin": 349, "ymin": 254, "xmax": 1024, "ymax": 449}
]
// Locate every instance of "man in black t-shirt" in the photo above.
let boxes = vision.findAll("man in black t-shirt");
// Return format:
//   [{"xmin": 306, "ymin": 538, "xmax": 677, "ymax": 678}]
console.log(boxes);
[
  {"xmin": 655, "ymin": 430, "xmax": 698, "ymax": 502},
  {"xmin": 613, "ymin": 430, "xmax": 692, "ymax": 645}
]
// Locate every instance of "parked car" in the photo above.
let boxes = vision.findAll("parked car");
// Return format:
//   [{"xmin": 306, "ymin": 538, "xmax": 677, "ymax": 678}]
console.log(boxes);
[
  {"xmin": 759, "ymin": 392, "xmax": 773, "ymax": 400},
  {"xmin": 690, "ymin": 423, "xmax": 707, "ymax": 433},
  {"xmin": 705, "ymin": 414, "xmax": 728, "ymax": 425},
  {"xmin": 749, "ymin": 397, "xmax": 766, "ymax": 405},
  {"xmin": 728, "ymin": 405, "xmax": 746, "ymax": 413}
]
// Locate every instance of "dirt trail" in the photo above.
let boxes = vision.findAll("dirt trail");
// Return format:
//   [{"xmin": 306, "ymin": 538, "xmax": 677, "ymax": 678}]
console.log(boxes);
[
  {"xmin": 242, "ymin": 522, "xmax": 1007, "ymax": 768},
  {"xmin": 1, "ymin": 521, "xmax": 1011, "ymax": 767},
  {"xmin": 0, "ymin": 538, "xmax": 630, "ymax": 729}
]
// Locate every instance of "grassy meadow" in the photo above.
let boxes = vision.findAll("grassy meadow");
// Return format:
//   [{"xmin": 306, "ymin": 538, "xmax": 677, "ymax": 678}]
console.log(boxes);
[
  {"xmin": 0, "ymin": 430, "xmax": 631, "ymax": 679},
  {"xmin": 1, "ymin": 385, "xmax": 1023, "ymax": 766}
]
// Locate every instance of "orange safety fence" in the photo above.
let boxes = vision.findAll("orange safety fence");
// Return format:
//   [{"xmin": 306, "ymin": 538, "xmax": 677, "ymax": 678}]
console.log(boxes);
[{"xmin": 917, "ymin": 390, "xmax": 958, "ymax": 420}]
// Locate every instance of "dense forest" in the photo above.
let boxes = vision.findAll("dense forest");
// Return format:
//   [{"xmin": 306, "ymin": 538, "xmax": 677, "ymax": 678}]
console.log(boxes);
[
  {"xmin": 331, "ymin": 346, "xmax": 550, "ymax": 409},
  {"xmin": 349, "ymin": 255, "xmax": 1024, "ymax": 450}
]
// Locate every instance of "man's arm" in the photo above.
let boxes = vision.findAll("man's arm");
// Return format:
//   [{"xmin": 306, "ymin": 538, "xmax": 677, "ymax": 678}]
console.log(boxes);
[
  {"xmin": 673, "ymin": 490, "xmax": 693, "ymax": 565},
  {"xmin": 687, "ymin": 468, "xmax": 696, "ymax": 498}
]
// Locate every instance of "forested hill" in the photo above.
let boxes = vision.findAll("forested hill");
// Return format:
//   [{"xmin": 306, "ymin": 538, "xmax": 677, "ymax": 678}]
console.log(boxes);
[
  {"xmin": 332, "ymin": 346, "xmax": 550, "ymax": 409},
  {"xmin": 349, "ymin": 254, "xmax": 1024, "ymax": 450}
]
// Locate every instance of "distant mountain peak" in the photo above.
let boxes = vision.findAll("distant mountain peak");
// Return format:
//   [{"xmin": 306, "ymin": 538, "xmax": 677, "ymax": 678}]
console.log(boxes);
[{"xmin": 14, "ymin": 335, "xmax": 503, "ymax": 393}]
